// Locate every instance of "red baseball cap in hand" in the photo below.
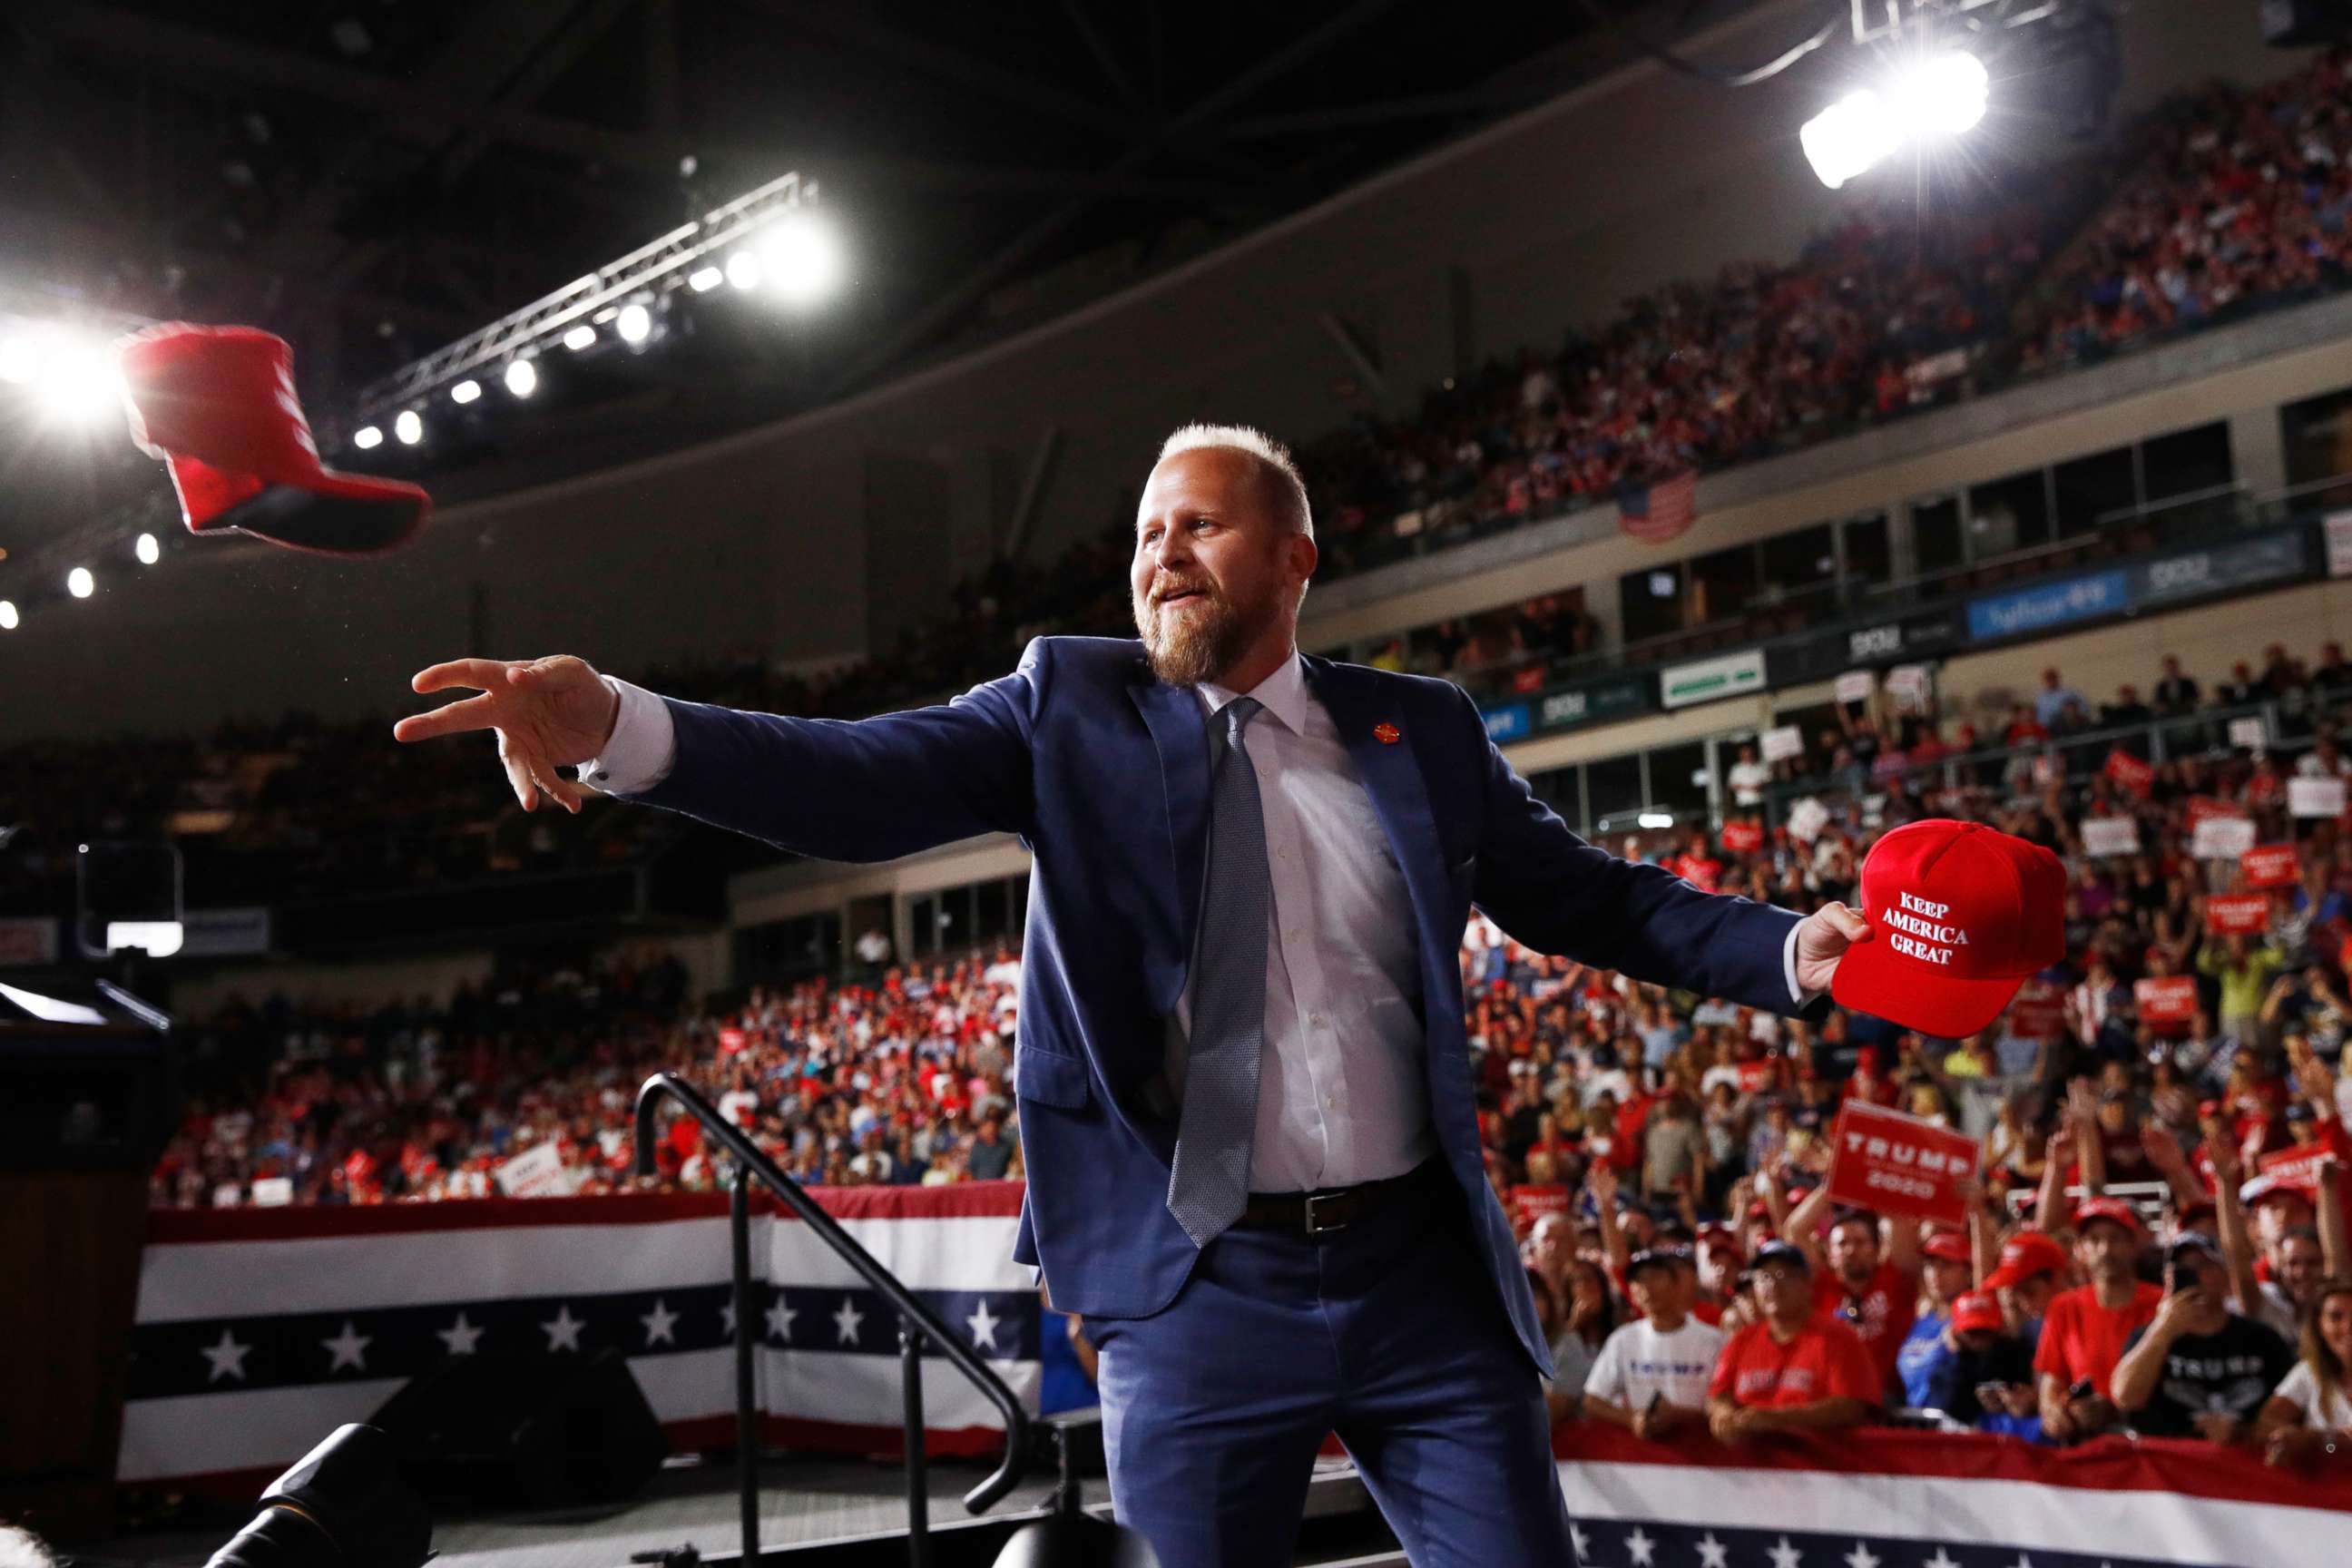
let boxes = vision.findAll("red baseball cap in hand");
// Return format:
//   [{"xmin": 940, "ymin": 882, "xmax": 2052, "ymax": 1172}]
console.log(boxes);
[
  {"xmin": 1830, "ymin": 818, "xmax": 2066, "ymax": 1038},
  {"xmin": 115, "ymin": 323, "xmax": 429, "ymax": 557}
]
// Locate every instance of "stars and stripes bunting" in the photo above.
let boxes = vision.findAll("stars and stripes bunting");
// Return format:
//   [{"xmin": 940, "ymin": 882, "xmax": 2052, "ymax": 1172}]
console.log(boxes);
[{"xmin": 120, "ymin": 1183, "xmax": 1078, "ymax": 1492}]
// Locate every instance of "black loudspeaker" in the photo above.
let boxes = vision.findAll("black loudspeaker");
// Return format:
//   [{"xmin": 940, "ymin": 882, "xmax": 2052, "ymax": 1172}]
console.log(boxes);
[
  {"xmin": 2264, "ymin": 0, "xmax": 2352, "ymax": 46},
  {"xmin": 368, "ymin": 1348, "xmax": 667, "ymax": 1506}
]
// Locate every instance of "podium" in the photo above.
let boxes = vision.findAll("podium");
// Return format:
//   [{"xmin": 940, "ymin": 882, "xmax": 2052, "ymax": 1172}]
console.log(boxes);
[{"xmin": 0, "ymin": 978, "xmax": 179, "ymax": 1544}]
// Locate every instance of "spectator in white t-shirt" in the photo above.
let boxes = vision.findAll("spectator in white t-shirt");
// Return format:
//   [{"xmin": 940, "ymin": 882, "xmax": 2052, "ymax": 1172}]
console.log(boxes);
[
  {"xmin": 2257, "ymin": 1279, "xmax": 2352, "ymax": 1465},
  {"xmin": 1726, "ymin": 743, "xmax": 1772, "ymax": 809},
  {"xmin": 1581, "ymin": 1247, "xmax": 1725, "ymax": 1441}
]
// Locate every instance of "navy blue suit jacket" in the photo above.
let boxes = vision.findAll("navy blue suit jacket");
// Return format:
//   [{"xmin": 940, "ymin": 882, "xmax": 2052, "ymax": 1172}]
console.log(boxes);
[{"xmin": 619, "ymin": 634, "xmax": 1808, "ymax": 1375}]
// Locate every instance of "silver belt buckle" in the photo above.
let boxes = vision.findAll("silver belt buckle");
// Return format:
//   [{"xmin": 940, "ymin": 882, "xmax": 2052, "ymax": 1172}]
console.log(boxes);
[{"xmin": 1303, "ymin": 1191, "xmax": 1348, "ymax": 1234}]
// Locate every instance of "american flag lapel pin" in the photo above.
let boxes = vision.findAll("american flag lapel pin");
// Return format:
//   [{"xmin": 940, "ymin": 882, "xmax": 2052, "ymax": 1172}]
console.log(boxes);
[{"xmin": 1374, "ymin": 722, "xmax": 1401, "ymax": 745}]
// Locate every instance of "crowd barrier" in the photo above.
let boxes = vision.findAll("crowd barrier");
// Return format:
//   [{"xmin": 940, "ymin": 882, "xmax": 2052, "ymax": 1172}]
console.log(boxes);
[
  {"xmin": 1554, "ymin": 1421, "xmax": 2352, "ymax": 1567},
  {"xmin": 127, "ymin": 1181, "xmax": 2352, "ymax": 1566}
]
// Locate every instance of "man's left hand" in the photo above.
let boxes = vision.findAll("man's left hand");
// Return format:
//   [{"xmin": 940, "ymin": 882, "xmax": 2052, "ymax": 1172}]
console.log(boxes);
[{"xmin": 1794, "ymin": 902, "xmax": 1873, "ymax": 995}]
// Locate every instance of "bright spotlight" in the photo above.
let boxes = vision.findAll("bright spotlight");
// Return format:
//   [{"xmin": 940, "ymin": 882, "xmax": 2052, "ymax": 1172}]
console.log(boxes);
[
  {"xmin": 758, "ymin": 211, "xmax": 844, "ymax": 307},
  {"xmin": 0, "ymin": 337, "xmax": 34, "ymax": 384},
  {"xmin": 1637, "ymin": 811, "xmax": 1675, "ymax": 830},
  {"xmin": 40, "ymin": 338, "xmax": 125, "ymax": 426},
  {"xmin": 1801, "ymin": 91, "xmax": 1900, "ymax": 190},
  {"xmin": 563, "ymin": 324, "xmax": 596, "ymax": 351},
  {"xmin": 725, "ymin": 249, "xmax": 763, "ymax": 291},
  {"xmin": 689, "ymin": 265, "xmax": 724, "ymax": 292},
  {"xmin": 617, "ymin": 302, "xmax": 652, "ymax": 343},
  {"xmin": 67, "ymin": 566, "xmax": 94, "ymax": 599},
  {"xmin": 504, "ymin": 358, "xmax": 539, "ymax": 397},
  {"xmin": 394, "ymin": 409, "xmax": 423, "ymax": 445},
  {"xmin": 1801, "ymin": 50, "xmax": 1987, "ymax": 190},
  {"xmin": 0, "ymin": 602, "xmax": 16, "ymax": 631},
  {"xmin": 451, "ymin": 378, "xmax": 483, "ymax": 405},
  {"xmin": 136, "ymin": 533, "xmax": 160, "ymax": 565},
  {"xmin": 354, "ymin": 424, "xmax": 384, "ymax": 449}
]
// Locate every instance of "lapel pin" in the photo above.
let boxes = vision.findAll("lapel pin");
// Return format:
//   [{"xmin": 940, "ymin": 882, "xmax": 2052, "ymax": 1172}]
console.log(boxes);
[{"xmin": 1374, "ymin": 722, "xmax": 1401, "ymax": 745}]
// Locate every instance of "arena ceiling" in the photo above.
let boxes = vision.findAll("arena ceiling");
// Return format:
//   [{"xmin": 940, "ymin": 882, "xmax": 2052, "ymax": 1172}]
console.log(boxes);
[{"xmin": 0, "ymin": 0, "xmax": 1778, "ymax": 416}]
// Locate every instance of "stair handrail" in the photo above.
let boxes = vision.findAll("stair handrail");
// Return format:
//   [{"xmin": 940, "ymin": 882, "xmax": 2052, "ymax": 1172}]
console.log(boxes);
[{"xmin": 632, "ymin": 1070, "xmax": 1032, "ymax": 1514}]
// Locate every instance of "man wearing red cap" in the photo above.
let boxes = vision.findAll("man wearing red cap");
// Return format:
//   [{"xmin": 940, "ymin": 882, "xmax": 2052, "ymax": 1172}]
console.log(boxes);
[
  {"xmin": 2034, "ymin": 1199, "xmax": 2161, "ymax": 1443},
  {"xmin": 1708, "ymin": 1242, "xmax": 1880, "ymax": 1443},
  {"xmin": 1983, "ymin": 1229, "xmax": 2073, "ymax": 1348}
]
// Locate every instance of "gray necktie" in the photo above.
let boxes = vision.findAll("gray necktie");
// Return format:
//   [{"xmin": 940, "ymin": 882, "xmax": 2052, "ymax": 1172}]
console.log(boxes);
[{"xmin": 1166, "ymin": 695, "xmax": 1270, "ymax": 1248}]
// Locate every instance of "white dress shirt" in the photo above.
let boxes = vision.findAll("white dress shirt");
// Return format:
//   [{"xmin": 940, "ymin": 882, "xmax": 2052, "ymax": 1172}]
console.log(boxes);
[{"xmin": 577, "ymin": 661, "xmax": 1812, "ymax": 1190}]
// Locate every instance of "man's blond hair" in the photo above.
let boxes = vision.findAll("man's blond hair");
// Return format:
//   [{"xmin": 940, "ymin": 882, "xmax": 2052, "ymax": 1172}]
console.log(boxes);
[{"xmin": 1156, "ymin": 423, "xmax": 1313, "ymax": 541}]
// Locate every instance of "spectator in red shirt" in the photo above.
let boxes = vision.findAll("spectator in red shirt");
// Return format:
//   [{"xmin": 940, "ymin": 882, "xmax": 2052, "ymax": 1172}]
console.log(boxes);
[
  {"xmin": 1781, "ymin": 1184, "xmax": 1924, "ymax": 1394},
  {"xmin": 2035, "ymin": 1198, "xmax": 2163, "ymax": 1443},
  {"xmin": 1708, "ymin": 1241, "xmax": 1881, "ymax": 1444}
]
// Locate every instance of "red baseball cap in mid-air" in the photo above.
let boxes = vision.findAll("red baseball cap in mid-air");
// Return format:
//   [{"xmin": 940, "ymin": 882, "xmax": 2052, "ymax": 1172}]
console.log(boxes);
[
  {"xmin": 1830, "ymin": 819, "xmax": 2067, "ymax": 1037},
  {"xmin": 116, "ymin": 323, "xmax": 430, "ymax": 557}
]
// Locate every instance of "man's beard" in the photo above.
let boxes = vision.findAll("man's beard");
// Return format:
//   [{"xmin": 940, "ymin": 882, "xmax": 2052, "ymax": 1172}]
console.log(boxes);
[{"xmin": 1132, "ymin": 577, "xmax": 1272, "ymax": 687}]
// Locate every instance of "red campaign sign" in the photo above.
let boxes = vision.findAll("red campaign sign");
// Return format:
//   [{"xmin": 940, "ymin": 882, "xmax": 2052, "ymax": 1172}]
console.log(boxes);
[
  {"xmin": 1826, "ymin": 1101, "xmax": 1979, "ymax": 1226},
  {"xmin": 2187, "ymin": 796, "xmax": 2249, "ymax": 826},
  {"xmin": 1674, "ymin": 854, "xmax": 1723, "ymax": 891},
  {"xmin": 1720, "ymin": 820, "xmax": 1765, "ymax": 854},
  {"xmin": 2206, "ymin": 894, "xmax": 2272, "ymax": 935},
  {"xmin": 2259, "ymin": 1146, "xmax": 2331, "ymax": 1196},
  {"xmin": 2104, "ymin": 748, "xmax": 2155, "ymax": 798},
  {"xmin": 2242, "ymin": 845, "xmax": 2300, "ymax": 889},
  {"xmin": 1511, "ymin": 1183, "xmax": 1573, "ymax": 1231},
  {"xmin": 2135, "ymin": 975, "xmax": 2200, "ymax": 1024},
  {"xmin": 718, "ymin": 1026, "xmax": 748, "ymax": 1054},
  {"xmin": 1737, "ymin": 1059, "xmax": 1780, "ymax": 1094},
  {"xmin": 2005, "ymin": 976, "xmax": 2067, "ymax": 1039}
]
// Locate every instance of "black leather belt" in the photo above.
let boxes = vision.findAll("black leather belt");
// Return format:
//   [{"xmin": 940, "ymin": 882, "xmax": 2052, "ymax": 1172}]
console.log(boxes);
[{"xmin": 1233, "ymin": 1158, "xmax": 1444, "ymax": 1236}]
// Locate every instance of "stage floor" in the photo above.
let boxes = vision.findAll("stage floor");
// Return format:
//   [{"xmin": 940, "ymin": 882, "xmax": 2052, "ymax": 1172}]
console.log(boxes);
[{"xmin": 84, "ymin": 1453, "xmax": 1374, "ymax": 1568}]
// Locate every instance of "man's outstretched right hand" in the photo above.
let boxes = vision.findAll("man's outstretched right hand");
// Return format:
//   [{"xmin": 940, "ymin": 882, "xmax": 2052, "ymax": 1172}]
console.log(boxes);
[{"xmin": 392, "ymin": 655, "xmax": 618, "ymax": 814}]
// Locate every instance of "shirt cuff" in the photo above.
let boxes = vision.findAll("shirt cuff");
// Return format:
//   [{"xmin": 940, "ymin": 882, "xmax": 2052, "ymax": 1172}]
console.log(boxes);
[
  {"xmin": 576, "ymin": 674, "xmax": 677, "ymax": 795},
  {"xmin": 1783, "ymin": 919, "xmax": 1818, "ymax": 1010}
]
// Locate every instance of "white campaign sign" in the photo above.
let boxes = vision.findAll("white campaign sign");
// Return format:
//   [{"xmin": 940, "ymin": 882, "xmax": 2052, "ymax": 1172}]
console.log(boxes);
[
  {"xmin": 2081, "ymin": 817, "xmax": 2141, "ymax": 857},
  {"xmin": 2191, "ymin": 817, "xmax": 2258, "ymax": 860},
  {"xmin": 2291, "ymin": 777, "xmax": 2347, "ymax": 819},
  {"xmin": 1761, "ymin": 725, "xmax": 1804, "ymax": 762}
]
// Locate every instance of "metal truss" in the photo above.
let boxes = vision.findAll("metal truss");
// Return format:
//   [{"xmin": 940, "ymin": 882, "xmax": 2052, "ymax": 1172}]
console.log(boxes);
[
  {"xmin": 1849, "ymin": 0, "xmax": 2073, "ymax": 44},
  {"xmin": 348, "ymin": 169, "xmax": 818, "ymax": 426}
]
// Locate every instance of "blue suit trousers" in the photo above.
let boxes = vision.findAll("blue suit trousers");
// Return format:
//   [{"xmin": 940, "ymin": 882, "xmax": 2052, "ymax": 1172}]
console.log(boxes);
[{"xmin": 1087, "ymin": 1163, "xmax": 1577, "ymax": 1567}]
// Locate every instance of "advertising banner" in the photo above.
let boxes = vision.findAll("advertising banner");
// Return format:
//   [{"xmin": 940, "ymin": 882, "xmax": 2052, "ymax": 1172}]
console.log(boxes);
[{"xmin": 1661, "ymin": 649, "xmax": 1767, "ymax": 710}]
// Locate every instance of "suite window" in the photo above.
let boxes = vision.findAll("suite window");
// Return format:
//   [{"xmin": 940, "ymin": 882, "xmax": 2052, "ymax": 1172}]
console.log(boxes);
[
  {"xmin": 2140, "ymin": 422, "xmax": 2232, "ymax": 506},
  {"xmin": 2283, "ymin": 387, "xmax": 2352, "ymax": 507},
  {"xmin": 1967, "ymin": 469, "xmax": 2053, "ymax": 557},
  {"xmin": 1619, "ymin": 562, "xmax": 1686, "ymax": 645},
  {"xmin": 1913, "ymin": 495, "xmax": 1964, "ymax": 575},
  {"xmin": 1688, "ymin": 544, "xmax": 1761, "ymax": 624},
  {"xmin": 2050, "ymin": 446, "xmax": 2136, "ymax": 535},
  {"xmin": 1759, "ymin": 524, "xmax": 1837, "ymax": 604},
  {"xmin": 1842, "ymin": 514, "xmax": 1892, "ymax": 588}
]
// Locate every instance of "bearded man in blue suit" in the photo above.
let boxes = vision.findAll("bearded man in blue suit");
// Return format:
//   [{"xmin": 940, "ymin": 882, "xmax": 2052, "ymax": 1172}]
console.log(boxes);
[{"xmin": 397, "ymin": 424, "xmax": 1870, "ymax": 1567}]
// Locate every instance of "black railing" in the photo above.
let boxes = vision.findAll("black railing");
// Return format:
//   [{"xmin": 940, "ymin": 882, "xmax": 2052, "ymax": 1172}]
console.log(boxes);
[{"xmin": 632, "ymin": 1071, "xmax": 1031, "ymax": 1568}]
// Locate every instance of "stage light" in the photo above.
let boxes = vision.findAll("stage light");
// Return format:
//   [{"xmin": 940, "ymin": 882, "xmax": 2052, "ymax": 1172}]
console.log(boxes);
[
  {"xmin": 1637, "ymin": 811, "xmax": 1675, "ymax": 829},
  {"xmin": 0, "ymin": 602, "xmax": 16, "ymax": 631},
  {"xmin": 504, "ymin": 358, "xmax": 539, "ymax": 398},
  {"xmin": 41, "ymin": 338, "xmax": 125, "ymax": 426},
  {"xmin": 0, "ymin": 336, "xmax": 34, "ymax": 384},
  {"xmin": 617, "ymin": 302, "xmax": 652, "ymax": 343},
  {"xmin": 758, "ymin": 211, "xmax": 844, "ymax": 307},
  {"xmin": 689, "ymin": 266, "xmax": 724, "ymax": 292},
  {"xmin": 394, "ymin": 410, "xmax": 423, "ymax": 445},
  {"xmin": 563, "ymin": 324, "xmax": 596, "ymax": 351},
  {"xmin": 354, "ymin": 425, "xmax": 384, "ymax": 449},
  {"xmin": 1801, "ymin": 91, "xmax": 1900, "ymax": 190},
  {"xmin": 136, "ymin": 533, "xmax": 160, "ymax": 565},
  {"xmin": 450, "ymin": 379, "xmax": 482, "ymax": 405},
  {"xmin": 1801, "ymin": 49, "xmax": 1987, "ymax": 190},
  {"xmin": 726, "ymin": 249, "xmax": 763, "ymax": 291},
  {"xmin": 68, "ymin": 567, "xmax": 94, "ymax": 599}
]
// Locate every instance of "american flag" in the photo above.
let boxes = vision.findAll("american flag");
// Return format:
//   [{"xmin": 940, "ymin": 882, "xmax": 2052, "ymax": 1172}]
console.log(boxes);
[{"xmin": 1619, "ymin": 471, "xmax": 1698, "ymax": 544}]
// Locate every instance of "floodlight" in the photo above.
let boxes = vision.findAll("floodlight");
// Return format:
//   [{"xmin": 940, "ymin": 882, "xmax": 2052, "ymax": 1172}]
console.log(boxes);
[
  {"xmin": 394, "ymin": 410, "xmax": 423, "ymax": 445},
  {"xmin": 0, "ymin": 336, "xmax": 34, "ymax": 384},
  {"xmin": 757, "ymin": 211, "xmax": 844, "ymax": 307},
  {"xmin": 726, "ymin": 250, "xmax": 763, "ymax": 290},
  {"xmin": 136, "ymin": 533, "xmax": 160, "ymax": 565},
  {"xmin": 1801, "ymin": 50, "xmax": 1987, "ymax": 190},
  {"xmin": 41, "ymin": 337, "xmax": 125, "ymax": 426},
  {"xmin": 1800, "ymin": 90, "xmax": 1900, "ymax": 190},
  {"xmin": 354, "ymin": 425, "xmax": 384, "ymax": 449},
  {"xmin": 504, "ymin": 358, "xmax": 538, "ymax": 398},
  {"xmin": 689, "ymin": 266, "xmax": 724, "ymax": 292},
  {"xmin": 563, "ymin": 324, "xmax": 596, "ymax": 351},
  {"xmin": 450, "ymin": 379, "xmax": 482, "ymax": 405},
  {"xmin": 617, "ymin": 303, "xmax": 652, "ymax": 343},
  {"xmin": 68, "ymin": 566, "xmax": 94, "ymax": 599},
  {"xmin": 0, "ymin": 602, "xmax": 17, "ymax": 631}
]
